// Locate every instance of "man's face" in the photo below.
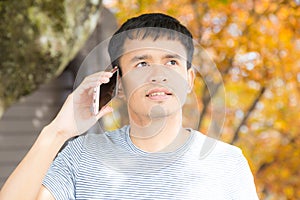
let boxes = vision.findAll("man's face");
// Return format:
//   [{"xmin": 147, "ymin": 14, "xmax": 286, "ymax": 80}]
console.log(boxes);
[{"xmin": 119, "ymin": 37, "xmax": 194, "ymax": 124}]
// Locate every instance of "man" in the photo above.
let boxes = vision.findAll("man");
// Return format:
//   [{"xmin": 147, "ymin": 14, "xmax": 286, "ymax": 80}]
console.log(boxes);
[{"xmin": 0, "ymin": 13, "xmax": 259, "ymax": 199}]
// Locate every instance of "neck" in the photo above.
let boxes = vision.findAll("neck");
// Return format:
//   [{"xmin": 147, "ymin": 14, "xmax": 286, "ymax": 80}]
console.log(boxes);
[{"xmin": 129, "ymin": 110, "xmax": 190, "ymax": 153}]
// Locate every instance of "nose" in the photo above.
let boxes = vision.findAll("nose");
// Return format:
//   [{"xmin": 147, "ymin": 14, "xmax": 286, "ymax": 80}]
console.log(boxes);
[
  {"xmin": 150, "ymin": 65, "xmax": 167, "ymax": 83},
  {"xmin": 151, "ymin": 75, "xmax": 167, "ymax": 82}
]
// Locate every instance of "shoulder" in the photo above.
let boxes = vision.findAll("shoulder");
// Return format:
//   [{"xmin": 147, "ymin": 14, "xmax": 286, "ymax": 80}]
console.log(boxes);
[
  {"xmin": 58, "ymin": 134, "xmax": 85, "ymax": 157},
  {"xmin": 76, "ymin": 125, "xmax": 130, "ymax": 153},
  {"xmin": 57, "ymin": 126, "xmax": 128, "ymax": 157},
  {"xmin": 189, "ymin": 130, "xmax": 259, "ymax": 199},
  {"xmin": 189, "ymin": 129, "xmax": 244, "ymax": 163},
  {"xmin": 188, "ymin": 129, "xmax": 254, "ymax": 181}
]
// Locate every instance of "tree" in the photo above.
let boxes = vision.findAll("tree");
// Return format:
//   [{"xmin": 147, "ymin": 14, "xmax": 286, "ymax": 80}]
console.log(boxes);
[
  {"xmin": 105, "ymin": 0, "xmax": 300, "ymax": 199},
  {"xmin": 0, "ymin": 0, "xmax": 102, "ymax": 118}
]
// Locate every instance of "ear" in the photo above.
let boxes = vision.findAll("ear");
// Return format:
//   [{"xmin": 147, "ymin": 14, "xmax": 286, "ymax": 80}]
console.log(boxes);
[{"xmin": 187, "ymin": 67, "xmax": 195, "ymax": 93}]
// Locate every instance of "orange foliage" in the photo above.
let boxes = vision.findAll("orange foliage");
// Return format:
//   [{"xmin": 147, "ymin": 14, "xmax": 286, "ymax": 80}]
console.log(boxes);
[{"xmin": 104, "ymin": 0, "xmax": 300, "ymax": 199}]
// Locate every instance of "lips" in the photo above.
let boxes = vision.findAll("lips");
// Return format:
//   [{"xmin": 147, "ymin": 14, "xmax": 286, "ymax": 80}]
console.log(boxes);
[{"xmin": 146, "ymin": 88, "xmax": 172, "ymax": 100}]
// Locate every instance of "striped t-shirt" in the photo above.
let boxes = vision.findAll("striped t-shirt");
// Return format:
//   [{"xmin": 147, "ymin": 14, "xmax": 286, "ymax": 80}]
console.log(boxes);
[{"xmin": 43, "ymin": 125, "xmax": 259, "ymax": 200}]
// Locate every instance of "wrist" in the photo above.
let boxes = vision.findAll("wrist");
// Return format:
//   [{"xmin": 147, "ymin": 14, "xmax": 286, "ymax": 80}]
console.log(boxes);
[{"xmin": 44, "ymin": 122, "xmax": 73, "ymax": 142}]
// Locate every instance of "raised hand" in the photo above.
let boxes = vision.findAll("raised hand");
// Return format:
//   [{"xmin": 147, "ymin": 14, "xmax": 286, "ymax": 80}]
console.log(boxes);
[{"xmin": 50, "ymin": 71, "xmax": 114, "ymax": 139}]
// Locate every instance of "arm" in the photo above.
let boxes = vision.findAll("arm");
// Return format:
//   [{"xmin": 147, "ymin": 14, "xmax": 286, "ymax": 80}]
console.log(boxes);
[
  {"xmin": 36, "ymin": 186, "xmax": 56, "ymax": 200},
  {"xmin": 0, "ymin": 122, "xmax": 68, "ymax": 200},
  {"xmin": 0, "ymin": 71, "xmax": 114, "ymax": 200}
]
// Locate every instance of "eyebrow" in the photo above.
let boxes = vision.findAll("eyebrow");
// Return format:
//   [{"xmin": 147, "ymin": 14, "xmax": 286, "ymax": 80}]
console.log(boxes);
[
  {"xmin": 163, "ymin": 54, "xmax": 183, "ymax": 60},
  {"xmin": 129, "ymin": 53, "xmax": 183, "ymax": 63},
  {"xmin": 129, "ymin": 55, "xmax": 151, "ymax": 63}
]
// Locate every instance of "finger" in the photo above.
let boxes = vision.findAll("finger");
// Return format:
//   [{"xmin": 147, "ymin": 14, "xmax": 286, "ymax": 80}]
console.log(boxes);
[
  {"xmin": 81, "ymin": 73, "xmax": 112, "ymax": 86},
  {"xmin": 86, "ymin": 71, "xmax": 113, "ymax": 81},
  {"xmin": 96, "ymin": 105, "xmax": 113, "ymax": 119},
  {"xmin": 77, "ymin": 76, "xmax": 111, "ymax": 96},
  {"xmin": 76, "ymin": 69, "xmax": 117, "ymax": 97},
  {"xmin": 88, "ymin": 87, "xmax": 94, "ymax": 96},
  {"xmin": 81, "ymin": 77, "xmax": 109, "ymax": 89}
]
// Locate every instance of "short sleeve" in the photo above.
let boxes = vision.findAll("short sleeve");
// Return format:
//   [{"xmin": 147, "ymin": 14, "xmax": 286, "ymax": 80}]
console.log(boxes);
[
  {"xmin": 42, "ymin": 136, "xmax": 84, "ymax": 200},
  {"xmin": 234, "ymin": 150, "xmax": 259, "ymax": 200}
]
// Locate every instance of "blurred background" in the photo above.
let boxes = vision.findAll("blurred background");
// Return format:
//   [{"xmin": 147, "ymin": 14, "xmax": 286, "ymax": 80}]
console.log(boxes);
[{"xmin": 0, "ymin": 0, "xmax": 300, "ymax": 199}]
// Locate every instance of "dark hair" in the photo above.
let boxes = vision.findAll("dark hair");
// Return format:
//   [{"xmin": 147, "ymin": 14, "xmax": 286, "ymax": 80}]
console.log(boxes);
[{"xmin": 108, "ymin": 13, "xmax": 194, "ymax": 76}]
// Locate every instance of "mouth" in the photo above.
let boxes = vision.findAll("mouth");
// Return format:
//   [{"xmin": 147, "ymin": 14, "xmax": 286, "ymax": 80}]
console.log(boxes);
[{"xmin": 145, "ymin": 88, "xmax": 172, "ymax": 100}]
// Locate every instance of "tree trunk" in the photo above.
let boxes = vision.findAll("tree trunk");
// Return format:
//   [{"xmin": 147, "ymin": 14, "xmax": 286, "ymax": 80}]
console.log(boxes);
[{"xmin": 0, "ymin": 0, "xmax": 103, "ymax": 118}]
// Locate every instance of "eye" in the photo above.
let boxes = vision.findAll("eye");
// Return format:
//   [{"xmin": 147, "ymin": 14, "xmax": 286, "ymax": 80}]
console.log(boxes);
[
  {"xmin": 166, "ymin": 60, "xmax": 178, "ymax": 66},
  {"xmin": 136, "ymin": 61, "xmax": 149, "ymax": 68}
]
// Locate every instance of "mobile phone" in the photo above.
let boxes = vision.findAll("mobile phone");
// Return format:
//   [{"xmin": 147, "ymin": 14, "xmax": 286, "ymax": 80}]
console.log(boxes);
[{"xmin": 93, "ymin": 66, "xmax": 119, "ymax": 115}]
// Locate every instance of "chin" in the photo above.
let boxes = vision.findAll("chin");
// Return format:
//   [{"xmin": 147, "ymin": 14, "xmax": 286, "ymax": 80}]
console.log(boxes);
[{"xmin": 149, "ymin": 108, "xmax": 180, "ymax": 119}]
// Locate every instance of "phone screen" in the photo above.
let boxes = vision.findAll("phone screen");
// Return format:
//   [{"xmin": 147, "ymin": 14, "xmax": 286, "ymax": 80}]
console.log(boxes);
[
  {"xmin": 93, "ymin": 67, "xmax": 119, "ymax": 115},
  {"xmin": 99, "ymin": 68, "xmax": 118, "ymax": 109}
]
